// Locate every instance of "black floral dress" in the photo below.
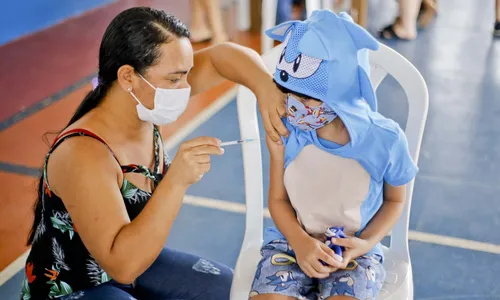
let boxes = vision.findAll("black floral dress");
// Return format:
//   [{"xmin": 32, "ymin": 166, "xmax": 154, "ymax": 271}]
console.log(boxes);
[{"xmin": 21, "ymin": 127, "xmax": 169, "ymax": 300}]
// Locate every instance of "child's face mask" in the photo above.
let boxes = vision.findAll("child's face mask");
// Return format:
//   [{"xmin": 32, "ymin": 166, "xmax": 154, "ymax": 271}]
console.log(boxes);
[{"xmin": 286, "ymin": 94, "xmax": 337, "ymax": 131}]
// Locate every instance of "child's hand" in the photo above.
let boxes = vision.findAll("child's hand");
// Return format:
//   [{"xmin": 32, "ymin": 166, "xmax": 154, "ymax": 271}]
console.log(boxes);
[
  {"xmin": 330, "ymin": 236, "xmax": 373, "ymax": 269},
  {"xmin": 293, "ymin": 235, "xmax": 343, "ymax": 278}
]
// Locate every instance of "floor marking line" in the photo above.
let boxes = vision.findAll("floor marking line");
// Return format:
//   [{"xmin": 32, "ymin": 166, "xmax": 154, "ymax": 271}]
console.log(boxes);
[
  {"xmin": 0, "ymin": 162, "xmax": 41, "ymax": 177},
  {"xmin": 183, "ymin": 195, "xmax": 500, "ymax": 255},
  {"xmin": 3, "ymin": 194, "xmax": 499, "ymax": 286},
  {"xmin": 0, "ymin": 73, "xmax": 96, "ymax": 132},
  {"xmin": 0, "ymin": 249, "xmax": 30, "ymax": 286}
]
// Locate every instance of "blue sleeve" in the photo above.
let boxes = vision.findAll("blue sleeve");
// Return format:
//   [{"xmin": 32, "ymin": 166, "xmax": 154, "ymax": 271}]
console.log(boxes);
[
  {"xmin": 280, "ymin": 117, "xmax": 294, "ymax": 145},
  {"xmin": 383, "ymin": 128, "xmax": 419, "ymax": 186}
]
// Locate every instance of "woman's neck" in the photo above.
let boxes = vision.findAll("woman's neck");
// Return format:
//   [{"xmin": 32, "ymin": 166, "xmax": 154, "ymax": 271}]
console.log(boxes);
[
  {"xmin": 316, "ymin": 117, "xmax": 350, "ymax": 145},
  {"xmin": 90, "ymin": 86, "xmax": 153, "ymax": 141}
]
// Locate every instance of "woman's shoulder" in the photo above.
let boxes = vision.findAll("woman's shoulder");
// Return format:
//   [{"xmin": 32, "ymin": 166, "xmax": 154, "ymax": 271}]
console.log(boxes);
[{"xmin": 46, "ymin": 126, "xmax": 122, "ymax": 191}]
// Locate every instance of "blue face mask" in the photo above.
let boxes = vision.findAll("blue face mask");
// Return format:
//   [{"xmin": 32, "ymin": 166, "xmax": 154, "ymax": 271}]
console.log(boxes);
[{"xmin": 286, "ymin": 94, "xmax": 337, "ymax": 131}]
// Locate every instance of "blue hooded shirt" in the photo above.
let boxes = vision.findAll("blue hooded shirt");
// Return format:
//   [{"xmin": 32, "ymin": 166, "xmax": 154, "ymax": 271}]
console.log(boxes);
[{"xmin": 262, "ymin": 10, "xmax": 419, "ymax": 260}]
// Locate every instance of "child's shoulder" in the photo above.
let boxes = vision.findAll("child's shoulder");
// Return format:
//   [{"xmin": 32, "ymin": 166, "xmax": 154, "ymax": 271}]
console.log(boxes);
[{"xmin": 366, "ymin": 111, "xmax": 407, "ymax": 146}]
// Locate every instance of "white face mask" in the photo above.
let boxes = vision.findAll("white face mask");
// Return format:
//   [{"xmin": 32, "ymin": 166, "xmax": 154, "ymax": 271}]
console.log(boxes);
[{"xmin": 129, "ymin": 74, "xmax": 191, "ymax": 125}]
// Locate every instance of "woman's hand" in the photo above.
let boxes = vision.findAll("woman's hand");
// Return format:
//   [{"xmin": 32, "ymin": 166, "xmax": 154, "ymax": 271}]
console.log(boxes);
[
  {"xmin": 166, "ymin": 136, "xmax": 224, "ymax": 188},
  {"xmin": 292, "ymin": 235, "xmax": 343, "ymax": 279},
  {"xmin": 190, "ymin": 43, "xmax": 288, "ymax": 142},
  {"xmin": 256, "ymin": 77, "xmax": 288, "ymax": 143},
  {"xmin": 330, "ymin": 236, "xmax": 374, "ymax": 269}
]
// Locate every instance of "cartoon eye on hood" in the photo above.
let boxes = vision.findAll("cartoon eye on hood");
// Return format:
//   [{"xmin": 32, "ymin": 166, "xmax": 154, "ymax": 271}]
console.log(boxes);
[{"xmin": 277, "ymin": 32, "xmax": 322, "ymax": 79}]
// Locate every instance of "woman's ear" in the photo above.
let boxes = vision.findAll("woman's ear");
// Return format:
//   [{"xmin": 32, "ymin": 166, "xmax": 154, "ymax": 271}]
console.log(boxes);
[{"xmin": 116, "ymin": 65, "xmax": 136, "ymax": 92}]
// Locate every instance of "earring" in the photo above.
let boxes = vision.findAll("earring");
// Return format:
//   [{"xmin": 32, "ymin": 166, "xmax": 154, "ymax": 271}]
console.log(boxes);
[{"xmin": 127, "ymin": 87, "xmax": 132, "ymax": 92}]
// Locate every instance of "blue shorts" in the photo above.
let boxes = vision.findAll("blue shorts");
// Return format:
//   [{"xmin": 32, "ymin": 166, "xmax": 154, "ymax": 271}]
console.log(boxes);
[{"xmin": 249, "ymin": 240, "xmax": 386, "ymax": 300}]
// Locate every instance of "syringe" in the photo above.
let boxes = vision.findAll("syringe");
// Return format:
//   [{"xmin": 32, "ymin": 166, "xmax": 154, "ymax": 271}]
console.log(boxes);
[{"xmin": 219, "ymin": 138, "xmax": 261, "ymax": 147}]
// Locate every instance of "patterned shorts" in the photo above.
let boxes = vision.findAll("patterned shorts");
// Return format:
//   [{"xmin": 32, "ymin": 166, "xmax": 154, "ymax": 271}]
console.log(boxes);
[{"xmin": 249, "ymin": 240, "xmax": 386, "ymax": 300}]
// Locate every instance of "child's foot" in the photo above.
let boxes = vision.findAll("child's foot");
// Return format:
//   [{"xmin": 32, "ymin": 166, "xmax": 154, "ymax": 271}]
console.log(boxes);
[{"xmin": 494, "ymin": 21, "xmax": 500, "ymax": 38}]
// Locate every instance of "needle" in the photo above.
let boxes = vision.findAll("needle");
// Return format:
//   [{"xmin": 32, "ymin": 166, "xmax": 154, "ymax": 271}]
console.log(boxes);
[{"xmin": 219, "ymin": 138, "xmax": 262, "ymax": 147}]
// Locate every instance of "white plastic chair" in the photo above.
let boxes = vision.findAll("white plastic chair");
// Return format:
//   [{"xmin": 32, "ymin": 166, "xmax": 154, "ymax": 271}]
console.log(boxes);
[{"xmin": 229, "ymin": 43, "xmax": 429, "ymax": 300}]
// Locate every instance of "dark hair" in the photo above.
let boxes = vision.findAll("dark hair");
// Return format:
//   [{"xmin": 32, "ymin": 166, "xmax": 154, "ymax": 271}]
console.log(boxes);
[
  {"xmin": 274, "ymin": 79, "xmax": 319, "ymax": 101},
  {"xmin": 27, "ymin": 7, "xmax": 190, "ymax": 245}
]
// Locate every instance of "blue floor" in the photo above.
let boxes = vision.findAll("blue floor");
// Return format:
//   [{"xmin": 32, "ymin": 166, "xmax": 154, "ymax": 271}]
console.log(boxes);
[{"xmin": 2, "ymin": 0, "xmax": 500, "ymax": 299}]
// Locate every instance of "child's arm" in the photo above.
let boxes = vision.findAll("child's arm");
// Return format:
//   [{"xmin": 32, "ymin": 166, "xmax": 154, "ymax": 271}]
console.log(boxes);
[
  {"xmin": 332, "ymin": 128, "xmax": 417, "ymax": 267},
  {"xmin": 359, "ymin": 183, "xmax": 406, "ymax": 245},
  {"xmin": 265, "ymin": 135, "xmax": 341, "ymax": 278},
  {"xmin": 331, "ymin": 183, "xmax": 406, "ymax": 267}
]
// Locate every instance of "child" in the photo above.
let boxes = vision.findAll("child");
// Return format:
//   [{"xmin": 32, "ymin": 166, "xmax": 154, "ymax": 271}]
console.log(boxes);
[{"xmin": 249, "ymin": 10, "xmax": 418, "ymax": 300}]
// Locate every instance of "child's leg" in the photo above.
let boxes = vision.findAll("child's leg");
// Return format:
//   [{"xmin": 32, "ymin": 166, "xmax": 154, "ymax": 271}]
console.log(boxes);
[
  {"xmin": 249, "ymin": 240, "xmax": 316, "ymax": 300},
  {"xmin": 318, "ymin": 255, "xmax": 386, "ymax": 300}
]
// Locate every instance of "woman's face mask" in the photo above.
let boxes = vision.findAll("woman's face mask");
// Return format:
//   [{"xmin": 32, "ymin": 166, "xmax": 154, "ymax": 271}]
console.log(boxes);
[
  {"xmin": 129, "ymin": 74, "xmax": 191, "ymax": 125},
  {"xmin": 286, "ymin": 94, "xmax": 337, "ymax": 131}
]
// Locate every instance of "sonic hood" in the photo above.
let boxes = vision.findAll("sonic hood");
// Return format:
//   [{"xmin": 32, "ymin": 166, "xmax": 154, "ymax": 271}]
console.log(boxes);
[{"xmin": 265, "ymin": 10, "xmax": 381, "ymax": 165}]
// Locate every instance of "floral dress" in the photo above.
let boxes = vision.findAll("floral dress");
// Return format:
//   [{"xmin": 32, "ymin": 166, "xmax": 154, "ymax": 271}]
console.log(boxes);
[{"xmin": 21, "ymin": 127, "xmax": 169, "ymax": 300}]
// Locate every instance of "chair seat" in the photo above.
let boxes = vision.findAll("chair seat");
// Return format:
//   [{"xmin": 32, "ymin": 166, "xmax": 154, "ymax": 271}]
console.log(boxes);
[{"xmin": 379, "ymin": 246, "xmax": 412, "ymax": 300}]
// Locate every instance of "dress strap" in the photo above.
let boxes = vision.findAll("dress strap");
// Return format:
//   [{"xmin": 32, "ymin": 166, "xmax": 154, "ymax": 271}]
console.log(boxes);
[{"xmin": 43, "ymin": 129, "xmax": 121, "ymax": 194}]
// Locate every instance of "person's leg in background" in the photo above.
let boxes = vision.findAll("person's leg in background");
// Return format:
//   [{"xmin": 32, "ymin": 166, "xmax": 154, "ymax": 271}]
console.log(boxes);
[
  {"xmin": 276, "ymin": 0, "xmax": 293, "ymax": 24},
  {"xmin": 134, "ymin": 247, "xmax": 233, "ymax": 300},
  {"xmin": 418, "ymin": 0, "xmax": 438, "ymax": 28},
  {"xmin": 292, "ymin": 0, "xmax": 307, "ymax": 20},
  {"xmin": 189, "ymin": 0, "xmax": 212, "ymax": 43},
  {"xmin": 379, "ymin": 0, "xmax": 423, "ymax": 40},
  {"xmin": 351, "ymin": 0, "xmax": 368, "ymax": 27},
  {"xmin": 189, "ymin": 0, "xmax": 228, "ymax": 44},
  {"xmin": 203, "ymin": 0, "xmax": 229, "ymax": 44},
  {"xmin": 494, "ymin": 0, "xmax": 500, "ymax": 37}
]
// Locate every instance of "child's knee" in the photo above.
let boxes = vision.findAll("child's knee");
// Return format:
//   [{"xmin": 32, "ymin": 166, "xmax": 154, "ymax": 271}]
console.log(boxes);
[{"xmin": 250, "ymin": 241, "xmax": 315, "ymax": 299}]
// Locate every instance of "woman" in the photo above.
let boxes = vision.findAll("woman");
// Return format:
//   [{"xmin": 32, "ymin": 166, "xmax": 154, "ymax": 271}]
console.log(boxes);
[{"xmin": 22, "ymin": 7, "xmax": 287, "ymax": 300}]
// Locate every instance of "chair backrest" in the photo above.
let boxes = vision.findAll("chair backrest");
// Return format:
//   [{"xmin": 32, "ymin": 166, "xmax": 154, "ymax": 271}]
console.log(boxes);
[{"xmin": 230, "ymin": 43, "xmax": 428, "ymax": 299}]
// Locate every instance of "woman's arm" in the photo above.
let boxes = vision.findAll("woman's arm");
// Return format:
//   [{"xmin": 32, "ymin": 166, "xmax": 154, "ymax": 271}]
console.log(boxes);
[
  {"xmin": 189, "ymin": 42, "xmax": 288, "ymax": 142},
  {"xmin": 49, "ymin": 136, "xmax": 222, "ymax": 284}
]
